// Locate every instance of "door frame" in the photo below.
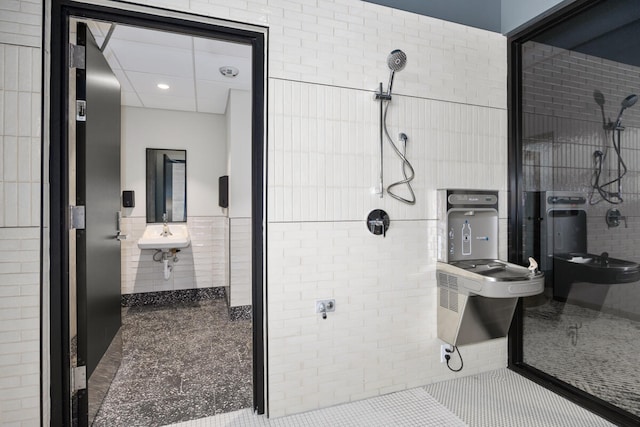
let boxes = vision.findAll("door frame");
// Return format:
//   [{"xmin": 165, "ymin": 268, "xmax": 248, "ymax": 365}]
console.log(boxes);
[{"xmin": 47, "ymin": 1, "xmax": 268, "ymax": 424}]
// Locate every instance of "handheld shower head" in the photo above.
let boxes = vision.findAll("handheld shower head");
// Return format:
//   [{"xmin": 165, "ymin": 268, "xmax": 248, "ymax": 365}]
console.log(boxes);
[
  {"xmin": 386, "ymin": 49, "xmax": 407, "ymax": 95},
  {"xmin": 387, "ymin": 49, "xmax": 407, "ymax": 72},
  {"xmin": 621, "ymin": 94, "xmax": 638, "ymax": 109},
  {"xmin": 614, "ymin": 94, "xmax": 638, "ymax": 127}
]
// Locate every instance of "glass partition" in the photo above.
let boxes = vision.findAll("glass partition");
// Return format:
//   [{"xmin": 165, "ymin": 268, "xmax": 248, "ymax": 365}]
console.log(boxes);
[{"xmin": 516, "ymin": 0, "xmax": 640, "ymax": 420}]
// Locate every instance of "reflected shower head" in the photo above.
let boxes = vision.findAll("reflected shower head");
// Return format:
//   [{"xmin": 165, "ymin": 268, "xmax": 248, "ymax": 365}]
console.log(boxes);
[
  {"xmin": 621, "ymin": 94, "xmax": 638, "ymax": 109},
  {"xmin": 386, "ymin": 49, "xmax": 407, "ymax": 96},
  {"xmin": 614, "ymin": 94, "xmax": 638, "ymax": 127},
  {"xmin": 387, "ymin": 49, "xmax": 407, "ymax": 72}
]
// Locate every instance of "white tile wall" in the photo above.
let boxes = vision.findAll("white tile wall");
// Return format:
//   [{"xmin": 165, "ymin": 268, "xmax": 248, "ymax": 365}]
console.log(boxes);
[
  {"xmin": 1, "ymin": 44, "xmax": 41, "ymax": 228},
  {"xmin": 522, "ymin": 41, "xmax": 640, "ymax": 317},
  {"xmin": 267, "ymin": 221, "xmax": 507, "ymax": 417},
  {"xmin": 268, "ymin": 80, "xmax": 508, "ymax": 223},
  {"xmin": 0, "ymin": 0, "xmax": 41, "ymax": 48},
  {"xmin": 120, "ymin": 216, "xmax": 228, "ymax": 294},
  {"xmin": 259, "ymin": 0, "xmax": 508, "ymax": 413},
  {"xmin": 0, "ymin": 227, "xmax": 40, "ymax": 426},
  {"xmin": 229, "ymin": 217, "xmax": 252, "ymax": 307},
  {"xmin": 0, "ymin": 1, "xmax": 42, "ymax": 425}
]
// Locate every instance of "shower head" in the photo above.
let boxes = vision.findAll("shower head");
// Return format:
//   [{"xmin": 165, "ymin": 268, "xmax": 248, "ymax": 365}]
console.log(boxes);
[
  {"xmin": 614, "ymin": 94, "xmax": 638, "ymax": 127},
  {"xmin": 386, "ymin": 49, "xmax": 407, "ymax": 96},
  {"xmin": 621, "ymin": 94, "xmax": 638, "ymax": 109},
  {"xmin": 387, "ymin": 49, "xmax": 407, "ymax": 72}
]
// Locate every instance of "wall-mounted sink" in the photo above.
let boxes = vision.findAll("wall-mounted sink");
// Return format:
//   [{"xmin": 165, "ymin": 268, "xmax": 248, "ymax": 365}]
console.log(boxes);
[{"xmin": 137, "ymin": 224, "xmax": 191, "ymax": 250}]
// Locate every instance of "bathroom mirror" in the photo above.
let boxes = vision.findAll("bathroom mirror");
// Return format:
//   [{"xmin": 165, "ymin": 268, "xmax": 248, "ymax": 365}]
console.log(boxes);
[{"xmin": 146, "ymin": 148, "xmax": 187, "ymax": 223}]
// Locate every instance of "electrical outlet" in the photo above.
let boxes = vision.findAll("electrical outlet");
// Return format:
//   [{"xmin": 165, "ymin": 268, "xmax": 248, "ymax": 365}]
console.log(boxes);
[{"xmin": 440, "ymin": 344, "xmax": 450, "ymax": 363}]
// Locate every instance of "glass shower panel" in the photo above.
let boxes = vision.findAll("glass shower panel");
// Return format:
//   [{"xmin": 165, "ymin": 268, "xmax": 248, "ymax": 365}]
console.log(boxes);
[{"xmin": 520, "ymin": 32, "xmax": 640, "ymax": 418}]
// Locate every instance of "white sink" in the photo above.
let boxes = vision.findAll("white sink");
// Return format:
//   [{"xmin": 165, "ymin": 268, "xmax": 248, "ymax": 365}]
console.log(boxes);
[{"xmin": 137, "ymin": 224, "xmax": 191, "ymax": 250}]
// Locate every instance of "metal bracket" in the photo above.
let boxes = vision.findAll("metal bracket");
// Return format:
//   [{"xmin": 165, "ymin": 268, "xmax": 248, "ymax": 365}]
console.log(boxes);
[
  {"xmin": 70, "ymin": 205, "xmax": 86, "ymax": 230},
  {"xmin": 69, "ymin": 43, "xmax": 86, "ymax": 69},
  {"xmin": 71, "ymin": 365, "xmax": 87, "ymax": 392}
]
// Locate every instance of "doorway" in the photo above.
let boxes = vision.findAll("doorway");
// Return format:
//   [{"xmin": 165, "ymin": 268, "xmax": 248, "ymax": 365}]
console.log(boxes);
[{"xmin": 48, "ymin": 2, "xmax": 266, "ymax": 425}]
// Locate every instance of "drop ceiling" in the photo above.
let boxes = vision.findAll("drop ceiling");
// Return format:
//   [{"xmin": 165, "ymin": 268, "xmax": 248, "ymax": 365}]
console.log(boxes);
[{"xmin": 87, "ymin": 21, "xmax": 252, "ymax": 115}]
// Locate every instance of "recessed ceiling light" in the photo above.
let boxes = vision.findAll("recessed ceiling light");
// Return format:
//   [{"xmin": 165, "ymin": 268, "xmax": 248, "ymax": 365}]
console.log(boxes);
[
  {"xmin": 219, "ymin": 66, "xmax": 239, "ymax": 78},
  {"xmin": 157, "ymin": 83, "xmax": 170, "ymax": 90}
]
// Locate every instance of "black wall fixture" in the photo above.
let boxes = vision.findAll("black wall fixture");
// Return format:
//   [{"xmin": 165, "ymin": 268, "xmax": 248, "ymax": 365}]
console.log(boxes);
[
  {"xmin": 122, "ymin": 190, "xmax": 135, "ymax": 208},
  {"xmin": 366, "ymin": 209, "xmax": 390, "ymax": 237},
  {"xmin": 219, "ymin": 175, "xmax": 229, "ymax": 208}
]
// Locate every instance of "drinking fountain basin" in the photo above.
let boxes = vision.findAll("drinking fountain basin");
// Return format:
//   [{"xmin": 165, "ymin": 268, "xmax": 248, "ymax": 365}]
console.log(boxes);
[
  {"xmin": 553, "ymin": 252, "xmax": 640, "ymax": 284},
  {"xmin": 437, "ymin": 260, "xmax": 545, "ymax": 298},
  {"xmin": 137, "ymin": 224, "xmax": 191, "ymax": 250},
  {"xmin": 437, "ymin": 259, "xmax": 544, "ymax": 347}
]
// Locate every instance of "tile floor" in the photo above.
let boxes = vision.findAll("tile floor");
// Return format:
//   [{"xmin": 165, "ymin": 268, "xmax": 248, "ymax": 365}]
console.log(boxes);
[
  {"xmin": 523, "ymin": 298, "xmax": 640, "ymax": 418},
  {"xmin": 165, "ymin": 369, "xmax": 614, "ymax": 427},
  {"xmin": 90, "ymin": 296, "xmax": 631, "ymax": 426},
  {"xmin": 92, "ymin": 299, "xmax": 253, "ymax": 426}
]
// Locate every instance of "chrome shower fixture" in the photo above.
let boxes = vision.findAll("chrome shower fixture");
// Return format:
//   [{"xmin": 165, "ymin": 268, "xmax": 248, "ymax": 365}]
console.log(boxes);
[
  {"xmin": 373, "ymin": 49, "xmax": 416, "ymax": 205},
  {"xmin": 591, "ymin": 93, "xmax": 637, "ymax": 205},
  {"xmin": 386, "ymin": 49, "xmax": 407, "ymax": 96},
  {"xmin": 613, "ymin": 94, "xmax": 638, "ymax": 128}
]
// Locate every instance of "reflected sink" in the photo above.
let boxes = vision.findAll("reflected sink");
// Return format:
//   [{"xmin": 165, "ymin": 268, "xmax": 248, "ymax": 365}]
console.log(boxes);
[{"xmin": 137, "ymin": 224, "xmax": 191, "ymax": 250}]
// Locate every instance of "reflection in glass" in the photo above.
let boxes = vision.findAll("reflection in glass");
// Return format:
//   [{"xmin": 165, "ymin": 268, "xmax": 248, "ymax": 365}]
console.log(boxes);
[
  {"xmin": 146, "ymin": 148, "xmax": 187, "ymax": 223},
  {"xmin": 518, "ymin": 2, "xmax": 640, "ymax": 417}
]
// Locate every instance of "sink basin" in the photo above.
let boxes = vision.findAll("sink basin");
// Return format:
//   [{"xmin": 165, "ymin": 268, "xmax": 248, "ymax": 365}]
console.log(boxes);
[{"xmin": 137, "ymin": 224, "xmax": 191, "ymax": 250}]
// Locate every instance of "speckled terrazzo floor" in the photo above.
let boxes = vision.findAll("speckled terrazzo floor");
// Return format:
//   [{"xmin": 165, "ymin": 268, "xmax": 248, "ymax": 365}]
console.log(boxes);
[
  {"xmin": 92, "ymin": 299, "xmax": 253, "ymax": 426},
  {"xmin": 523, "ymin": 298, "xmax": 640, "ymax": 418}
]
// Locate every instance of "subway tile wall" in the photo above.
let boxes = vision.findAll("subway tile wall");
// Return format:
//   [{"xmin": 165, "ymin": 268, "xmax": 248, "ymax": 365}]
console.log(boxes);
[
  {"xmin": 522, "ymin": 41, "xmax": 640, "ymax": 317},
  {"xmin": 229, "ymin": 218, "xmax": 252, "ymax": 307},
  {"xmin": 0, "ymin": 228, "xmax": 40, "ymax": 425},
  {"xmin": 267, "ymin": 221, "xmax": 508, "ymax": 416},
  {"xmin": 1, "ymin": 1, "xmax": 42, "ymax": 425},
  {"xmin": 121, "ymin": 217, "xmax": 228, "ymax": 294}
]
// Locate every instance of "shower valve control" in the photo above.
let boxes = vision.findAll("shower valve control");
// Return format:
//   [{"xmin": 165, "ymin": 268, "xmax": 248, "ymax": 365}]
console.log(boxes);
[{"xmin": 367, "ymin": 209, "xmax": 390, "ymax": 237}]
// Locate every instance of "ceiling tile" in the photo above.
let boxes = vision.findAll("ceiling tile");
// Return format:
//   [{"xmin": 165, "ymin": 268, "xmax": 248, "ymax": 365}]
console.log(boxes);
[
  {"xmin": 112, "ymin": 25, "xmax": 192, "ymax": 49},
  {"xmin": 109, "ymin": 39, "xmax": 193, "ymax": 78},
  {"xmin": 87, "ymin": 19, "xmax": 252, "ymax": 114},
  {"xmin": 194, "ymin": 38, "xmax": 252, "ymax": 58},
  {"xmin": 138, "ymin": 93, "xmax": 196, "ymax": 112}
]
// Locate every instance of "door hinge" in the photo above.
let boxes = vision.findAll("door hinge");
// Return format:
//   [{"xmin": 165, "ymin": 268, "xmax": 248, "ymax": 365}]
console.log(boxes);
[
  {"xmin": 69, "ymin": 43, "xmax": 86, "ymax": 69},
  {"xmin": 70, "ymin": 205, "xmax": 86, "ymax": 230},
  {"xmin": 72, "ymin": 365, "xmax": 87, "ymax": 392}
]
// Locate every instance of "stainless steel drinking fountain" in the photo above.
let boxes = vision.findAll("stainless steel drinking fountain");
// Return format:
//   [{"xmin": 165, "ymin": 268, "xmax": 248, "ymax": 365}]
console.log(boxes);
[{"xmin": 436, "ymin": 189, "xmax": 544, "ymax": 347}]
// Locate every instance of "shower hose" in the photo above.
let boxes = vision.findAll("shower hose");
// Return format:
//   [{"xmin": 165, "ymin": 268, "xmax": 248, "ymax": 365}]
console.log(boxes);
[{"xmin": 383, "ymin": 100, "xmax": 416, "ymax": 205}]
